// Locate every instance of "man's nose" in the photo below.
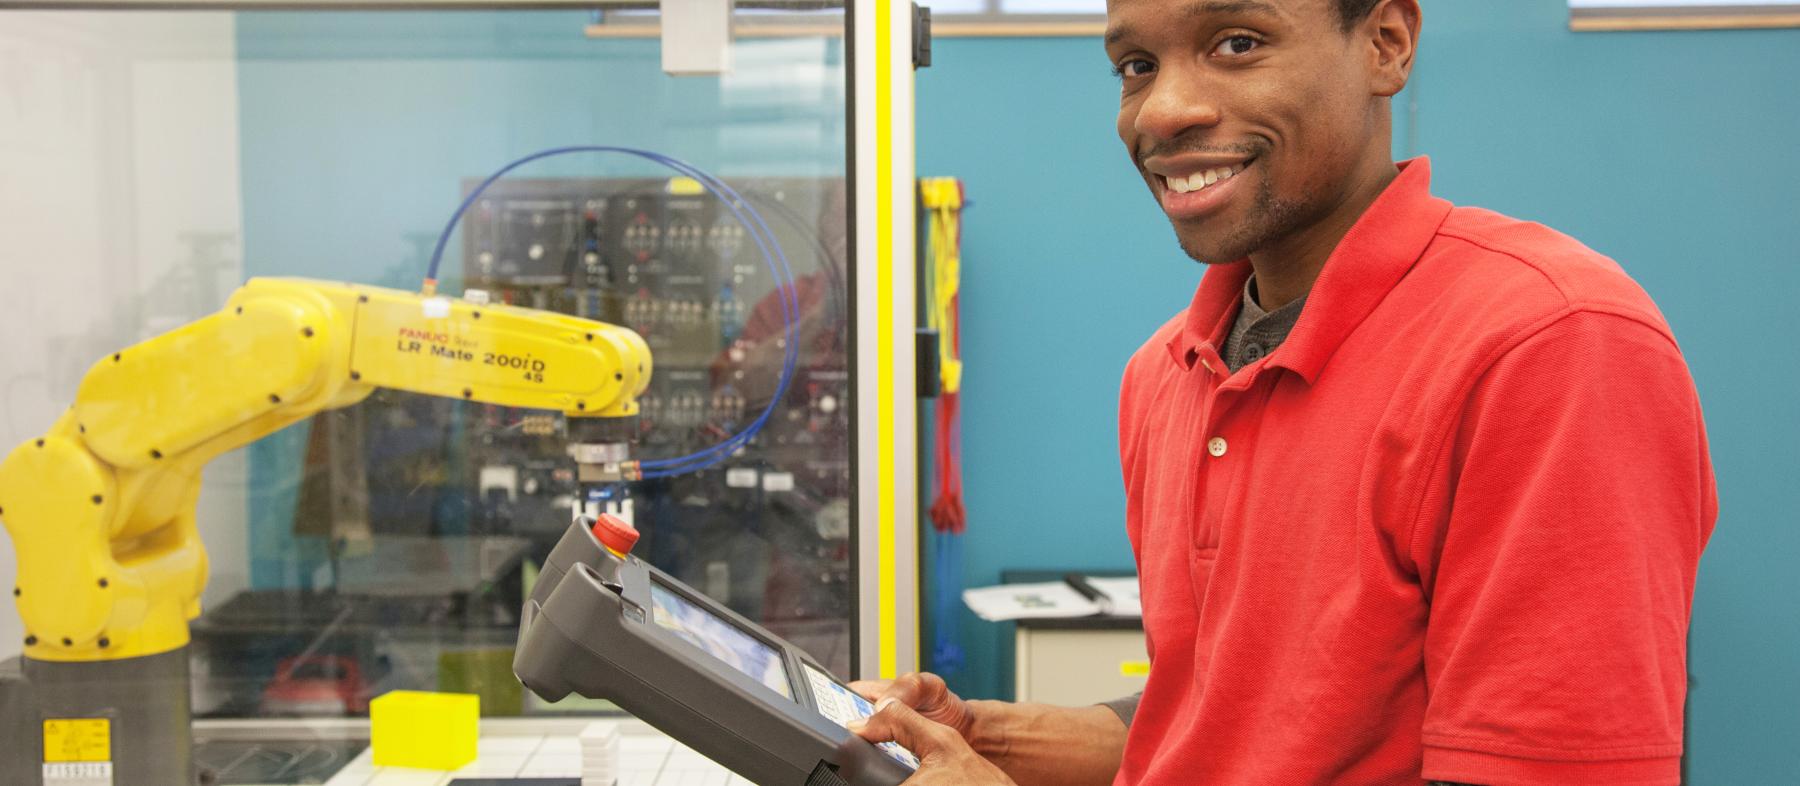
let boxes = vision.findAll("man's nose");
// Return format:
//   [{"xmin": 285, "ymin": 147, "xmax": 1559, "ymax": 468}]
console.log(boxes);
[{"xmin": 1133, "ymin": 65, "xmax": 1224, "ymax": 146}]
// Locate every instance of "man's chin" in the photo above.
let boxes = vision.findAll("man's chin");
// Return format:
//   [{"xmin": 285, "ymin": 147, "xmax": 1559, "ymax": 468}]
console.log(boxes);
[{"xmin": 1173, "ymin": 229, "xmax": 1253, "ymax": 266}]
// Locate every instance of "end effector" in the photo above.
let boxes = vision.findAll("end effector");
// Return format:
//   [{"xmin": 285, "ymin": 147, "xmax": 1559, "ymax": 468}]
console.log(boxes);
[{"xmin": 567, "ymin": 414, "xmax": 641, "ymax": 484}]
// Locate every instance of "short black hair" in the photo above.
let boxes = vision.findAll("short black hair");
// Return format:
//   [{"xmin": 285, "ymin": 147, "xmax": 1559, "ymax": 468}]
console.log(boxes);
[{"xmin": 1336, "ymin": 0, "xmax": 1381, "ymax": 30}]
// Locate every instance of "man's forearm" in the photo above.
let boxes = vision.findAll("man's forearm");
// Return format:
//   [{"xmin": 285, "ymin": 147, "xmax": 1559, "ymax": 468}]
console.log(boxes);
[{"xmin": 965, "ymin": 700, "xmax": 1126, "ymax": 786}]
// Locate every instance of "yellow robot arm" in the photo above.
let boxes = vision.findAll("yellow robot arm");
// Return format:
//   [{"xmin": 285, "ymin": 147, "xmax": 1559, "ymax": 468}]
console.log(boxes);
[{"xmin": 0, "ymin": 277, "xmax": 650, "ymax": 663}]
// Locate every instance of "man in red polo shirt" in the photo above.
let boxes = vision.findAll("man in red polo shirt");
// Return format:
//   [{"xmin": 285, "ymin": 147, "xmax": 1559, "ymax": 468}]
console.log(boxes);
[{"xmin": 852, "ymin": 0, "xmax": 1715, "ymax": 783}]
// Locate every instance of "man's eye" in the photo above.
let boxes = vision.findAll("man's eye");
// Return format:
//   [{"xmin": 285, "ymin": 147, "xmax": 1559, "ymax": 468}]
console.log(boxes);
[
  {"xmin": 1212, "ymin": 35, "xmax": 1259, "ymax": 56},
  {"xmin": 1113, "ymin": 59, "xmax": 1156, "ymax": 79}
]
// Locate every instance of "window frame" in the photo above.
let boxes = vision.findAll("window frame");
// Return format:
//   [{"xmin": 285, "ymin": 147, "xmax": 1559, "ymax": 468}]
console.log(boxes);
[{"xmin": 1569, "ymin": 1, "xmax": 1800, "ymax": 31}]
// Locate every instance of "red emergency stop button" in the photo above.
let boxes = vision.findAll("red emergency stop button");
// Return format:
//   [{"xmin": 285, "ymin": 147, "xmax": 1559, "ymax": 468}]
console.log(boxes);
[{"xmin": 592, "ymin": 514, "xmax": 639, "ymax": 556}]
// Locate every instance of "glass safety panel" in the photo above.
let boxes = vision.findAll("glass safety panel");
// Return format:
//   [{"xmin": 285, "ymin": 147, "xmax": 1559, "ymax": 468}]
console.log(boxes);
[{"xmin": 0, "ymin": 8, "xmax": 851, "ymax": 765}]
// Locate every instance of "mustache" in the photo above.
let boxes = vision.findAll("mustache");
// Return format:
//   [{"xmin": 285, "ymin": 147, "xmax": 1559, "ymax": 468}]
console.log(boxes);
[{"xmin": 1137, "ymin": 136, "xmax": 1267, "ymax": 167}]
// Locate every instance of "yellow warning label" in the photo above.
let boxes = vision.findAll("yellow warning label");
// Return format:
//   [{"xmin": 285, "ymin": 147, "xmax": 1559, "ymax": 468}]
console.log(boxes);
[
  {"xmin": 43, "ymin": 719, "xmax": 111, "ymax": 763},
  {"xmin": 1119, "ymin": 661, "xmax": 1151, "ymax": 678},
  {"xmin": 666, "ymin": 176, "xmax": 704, "ymax": 196}
]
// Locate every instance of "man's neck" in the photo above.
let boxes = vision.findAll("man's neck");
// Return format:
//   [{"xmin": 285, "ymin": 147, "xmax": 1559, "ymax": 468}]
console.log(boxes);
[{"xmin": 1246, "ymin": 158, "xmax": 1401, "ymax": 311}]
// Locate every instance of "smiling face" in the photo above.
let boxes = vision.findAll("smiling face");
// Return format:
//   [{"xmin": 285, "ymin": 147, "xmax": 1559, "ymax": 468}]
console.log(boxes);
[{"xmin": 1106, "ymin": 0, "xmax": 1406, "ymax": 265}]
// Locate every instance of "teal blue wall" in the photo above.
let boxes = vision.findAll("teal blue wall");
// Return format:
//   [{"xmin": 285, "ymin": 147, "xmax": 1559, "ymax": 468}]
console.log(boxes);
[
  {"xmin": 914, "ymin": 0, "xmax": 1800, "ymax": 781},
  {"xmin": 233, "ymin": 12, "xmax": 845, "ymax": 586}
]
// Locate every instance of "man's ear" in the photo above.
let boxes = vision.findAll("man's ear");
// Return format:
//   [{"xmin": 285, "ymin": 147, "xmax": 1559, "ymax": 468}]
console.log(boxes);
[{"xmin": 1366, "ymin": 0, "xmax": 1422, "ymax": 98}]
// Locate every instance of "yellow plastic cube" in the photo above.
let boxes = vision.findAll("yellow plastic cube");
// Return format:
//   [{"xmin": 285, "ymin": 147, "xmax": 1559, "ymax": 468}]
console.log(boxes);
[{"xmin": 369, "ymin": 690, "xmax": 480, "ymax": 770}]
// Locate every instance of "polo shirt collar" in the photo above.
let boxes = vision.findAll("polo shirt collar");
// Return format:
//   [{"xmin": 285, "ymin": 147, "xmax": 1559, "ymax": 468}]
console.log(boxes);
[{"xmin": 1164, "ymin": 157, "xmax": 1453, "ymax": 384}]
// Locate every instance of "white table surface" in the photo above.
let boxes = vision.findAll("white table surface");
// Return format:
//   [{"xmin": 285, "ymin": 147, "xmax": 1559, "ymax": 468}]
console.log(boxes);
[{"xmin": 310, "ymin": 720, "xmax": 756, "ymax": 786}]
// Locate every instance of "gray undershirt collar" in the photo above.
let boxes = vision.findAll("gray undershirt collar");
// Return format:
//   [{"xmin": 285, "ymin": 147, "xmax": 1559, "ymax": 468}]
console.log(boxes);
[{"xmin": 1223, "ymin": 275, "xmax": 1307, "ymax": 373}]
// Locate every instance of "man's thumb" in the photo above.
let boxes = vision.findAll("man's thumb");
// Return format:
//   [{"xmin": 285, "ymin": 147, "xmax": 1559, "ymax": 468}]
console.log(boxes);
[{"xmin": 849, "ymin": 698, "xmax": 942, "ymax": 757}]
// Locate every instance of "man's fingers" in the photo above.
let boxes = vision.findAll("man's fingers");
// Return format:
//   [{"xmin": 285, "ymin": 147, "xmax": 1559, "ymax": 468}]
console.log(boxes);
[
  {"xmin": 875, "ymin": 672, "xmax": 938, "ymax": 712},
  {"xmin": 848, "ymin": 679, "xmax": 892, "ymax": 702},
  {"xmin": 849, "ymin": 698, "xmax": 955, "ymax": 758}
]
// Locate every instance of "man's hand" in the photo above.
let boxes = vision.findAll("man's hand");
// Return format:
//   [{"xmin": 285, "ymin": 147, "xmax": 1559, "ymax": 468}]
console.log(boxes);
[
  {"xmin": 850, "ymin": 698, "xmax": 1016, "ymax": 785},
  {"xmin": 849, "ymin": 672, "xmax": 1126, "ymax": 786},
  {"xmin": 849, "ymin": 672, "xmax": 976, "ymax": 742}
]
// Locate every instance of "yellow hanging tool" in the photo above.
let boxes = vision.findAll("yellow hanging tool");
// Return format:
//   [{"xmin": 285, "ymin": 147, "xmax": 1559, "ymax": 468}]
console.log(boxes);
[{"xmin": 919, "ymin": 177, "xmax": 963, "ymax": 396}]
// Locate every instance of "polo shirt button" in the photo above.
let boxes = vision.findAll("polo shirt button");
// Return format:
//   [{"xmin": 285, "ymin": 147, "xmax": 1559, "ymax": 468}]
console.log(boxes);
[
  {"xmin": 1207, "ymin": 437, "xmax": 1228, "ymax": 457},
  {"xmin": 1243, "ymin": 344, "xmax": 1264, "ymax": 362}
]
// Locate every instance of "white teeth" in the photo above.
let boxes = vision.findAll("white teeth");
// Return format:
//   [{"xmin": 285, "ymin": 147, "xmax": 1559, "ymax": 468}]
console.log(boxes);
[{"xmin": 1165, "ymin": 163, "xmax": 1248, "ymax": 194}]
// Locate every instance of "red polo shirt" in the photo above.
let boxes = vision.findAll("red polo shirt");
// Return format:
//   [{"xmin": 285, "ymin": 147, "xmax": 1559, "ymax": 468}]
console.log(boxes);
[{"xmin": 1114, "ymin": 159, "xmax": 1715, "ymax": 786}]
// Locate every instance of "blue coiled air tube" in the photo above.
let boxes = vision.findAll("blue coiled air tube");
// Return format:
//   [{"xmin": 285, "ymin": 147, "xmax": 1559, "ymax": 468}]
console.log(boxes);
[{"xmin": 425, "ymin": 146, "xmax": 801, "ymax": 480}]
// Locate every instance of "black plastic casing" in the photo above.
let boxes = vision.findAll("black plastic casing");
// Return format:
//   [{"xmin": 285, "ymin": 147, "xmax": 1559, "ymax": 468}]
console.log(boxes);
[{"xmin": 515, "ymin": 519, "xmax": 911, "ymax": 786}]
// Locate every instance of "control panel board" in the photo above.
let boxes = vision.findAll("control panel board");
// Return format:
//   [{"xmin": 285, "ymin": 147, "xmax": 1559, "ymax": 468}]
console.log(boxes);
[{"xmin": 459, "ymin": 176, "xmax": 852, "ymax": 674}]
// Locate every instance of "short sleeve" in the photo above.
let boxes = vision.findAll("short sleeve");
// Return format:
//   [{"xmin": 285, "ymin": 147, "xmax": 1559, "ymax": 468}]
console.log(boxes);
[
  {"xmin": 1101, "ymin": 692, "xmax": 1142, "ymax": 727},
  {"xmin": 1413, "ymin": 309, "xmax": 1716, "ymax": 785}
]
